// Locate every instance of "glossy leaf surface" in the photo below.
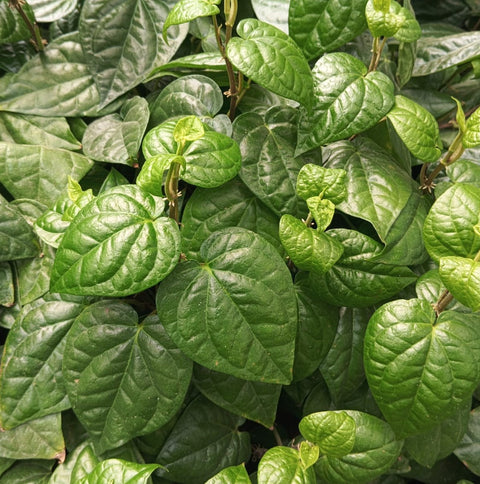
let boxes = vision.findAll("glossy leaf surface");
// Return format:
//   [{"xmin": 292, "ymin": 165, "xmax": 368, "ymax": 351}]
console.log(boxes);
[
  {"xmin": 296, "ymin": 164, "xmax": 347, "ymax": 204},
  {"xmin": 78, "ymin": 459, "xmax": 160, "ymax": 484},
  {"xmin": 0, "ymin": 2, "xmax": 34, "ymax": 44},
  {"xmin": 251, "ymin": 0, "xmax": 289, "ymax": 33},
  {"xmin": 28, "ymin": 0, "xmax": 78, "ymax": 22},
  {"xmin": 464, "ymin": 106, "xmax": 480, "ymax": 148},
  {"xmin": 454, "ymin": 406, "xmax": 480, "ymax": 476},
  {"xmin": 205, "ymin": 464, "xmax": 251, "ymax": 484}
]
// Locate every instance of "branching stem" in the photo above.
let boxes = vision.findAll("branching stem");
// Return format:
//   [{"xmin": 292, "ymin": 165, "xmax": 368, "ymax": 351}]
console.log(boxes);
[
  {"xmin": 368, "ymin": 36, "xmax": 387, "ymax": 73},
  {"xmin": 9, "ymin": 0, "xmax": 45, "ymax": 51}
]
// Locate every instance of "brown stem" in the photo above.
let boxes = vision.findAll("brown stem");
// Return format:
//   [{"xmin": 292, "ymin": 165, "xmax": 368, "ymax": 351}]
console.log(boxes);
[
  {"xmin": 433, "ymin": 289, "xmax": 454, "ymax": 316},
  {"xmin": 9, "ymin": 0, "xmax": 45, "ymax": 51},
  {"xmin": 368, "ymin": 37, "xmax": 387, "ymax": 73},
  {"xmin": 165, "ymin": 163, "xmax": 181, "ymax": 223}
]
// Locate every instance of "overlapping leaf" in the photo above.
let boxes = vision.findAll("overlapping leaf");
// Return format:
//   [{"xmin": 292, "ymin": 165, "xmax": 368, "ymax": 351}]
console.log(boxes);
[
  {"xmin": 28, "ymin": 0, "xmax": 78, "ymax": 22},
  {"xmin": 78, "ymin": 459, "xmax": 160, "ymax": 484},
  {"xmin": 206, "ymin": 464, "xmax": 251, "ymax": 484},
  {"xmin": 464, "ymin": 106, "xmax": 480, "ymax": 148},
  {"xmin": 0, "ymin": 2, "xmax": 36, "ymax": 45},
  {"xmin": 251, "ymin": 0, "xmax": 289, "ymax": 33},
  {"xmin": 454, "ymin": 406, "xmax": 480, "ymax": 476}
]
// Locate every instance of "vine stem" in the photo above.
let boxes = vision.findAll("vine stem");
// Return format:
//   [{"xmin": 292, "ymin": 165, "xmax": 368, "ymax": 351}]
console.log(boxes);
[
  {"xmin": 433, "ymin": 289, "xmax": 454, "ymax": 316},
  {"xmin": 165, "ymin": 163, "xmax": 181, "ymax": 223},
  {"xmin": 368, "ymin": 36, "xmax": 387, "ymax": 73},
  {"xmin": 9, "ymin": 0, "xmax": 45, "ymax": 51},
  {"xmin": 271, "ymin": 425, "xmax": 283, "ymax": 447}
]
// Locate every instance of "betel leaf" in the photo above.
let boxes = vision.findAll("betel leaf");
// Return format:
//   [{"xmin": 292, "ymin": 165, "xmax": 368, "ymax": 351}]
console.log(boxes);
[
  {"xmin": 82, "ymin": 96, "xmax": 149, "ymax": 165},
  {"xmin": 136, "ymin": 154, "xmax": 184, "ymax": 197},
  {"xmin": 193, "ymin": 365, "xmax": 281, "ymax": 428},
  {"xmin": 447, "ymin": 159, "xmax": 480, "ymax": 187},
  {"xmin": 251, "ymin": 0, "xmax": 289, "ymax": 33},
  {"xmin": 296, "ymin": 164, "xmax": 347, "ymax": 204},
  {"xmin": 71, "ymin": 444, "xmax": 99, "ymax": 483},
  {"xmin": 0, "ymin": 294, "xmax": 89, "ymax": 429},
  {"xmin": 364, "ymin": 299, "xmax": 480, "ymax": 438},
  {"xmin": 63, "ymin": 302, "xmax": 192, "ymax": 454},
  {"xmin": 394, "ymin": 0, "xmax": 421, "ymax": 43},
  {"xmin": 289, "ymin": 0, "xmax": 368, "ymax": 60},
  {"xmin": 296, "ymin": 53, "xmax": 394, "ymax": 154},
  {"xmin": 232, "ymin": 106, "xmax": 315, "ymax": 218},
  {"xmin": 387, "ymin": 95, "xmax": 442, "ymax": 162},
  {"xmin": 180, "ymin": 178, "xmax": 282, "ymax": 260},
  {"xmin": 34, "ymin": 194, "xmax": 72, "ymax": 248},
  {"xmin": 0, "ymin": 262, "xmax": 14, "ymax": 307},
  {"xmin": 257, "ymin": 446, "xmax": 316, "ymax": 484},
  {"xmin": 28, "ymin": 0, "xmax": 78, "ymax": 23},
  {"xmin": 174, "ymin": 115, "xmax": 205, "ymax": 143},
  {"xmin": 464, "ymin": 106, "xmax": 480, "ymax": 148},
  {"xmin": 307, "ymin": 198, "xmax": 336, "ymax": 232},
  {"xmin": 0, "ymin": 198, "xmax": 39, "ymax": 262},
  {"xmin": 365, "ymin": 0, "xmax": 406, "ymax": 38},
  {"xmin": 79, "ymin": 0, "xmax": 188, "ymax": 107},
  {"xmin": 156, "ymin": 227, "xmax": 297, "ymax": 384},
  {"xmin": 439, "ymin": 256, "xmax": 480, "ymax": 311},
  {"xmin": 163, "ymin": 0, "xmax": 221, "ymax": 41},
  {"xmin": 78, "ymin": 459, "xmax": 160, "ymax": 484},
  {"xmin": 0, "ymin": 414, "xmax": 64, "ymax": 460},
  {"xmin": 50, "ymin": 185, "xmax": 181, "ymax": 296},
  {"xmin": 308, "ymin": 229, "xmax": 416, "ymax": 307},
  {"xmin": 226, "ymin": 19, "xmax": 313, "ymax": 107},
  {"xmin": 313, "ymin": 411, "xmax": 403, "ymax": 484},
  {"xmin": 299, "ymin": 441, "xmax": 320, "ymax": 469},
  {"xmin": 156, "ymin": 396, "xmax": 250, "ymax": 484},
  {"xmin": 454, "ymin": 406, "xmax": 480, "ymax": 476},
  {"xmin": 423, "ymin": 183, "xmax": 480, "ymax": 262},
  {"xmin": 279, "ymin": 214, "xmax": 344, "ymax": 274},
  {"xmin": 0, "ymin": 142, "xmax": 93, "ymax": 207},
  {"xmin": 0, "ymin": 1, "xmax": 35, "ymax": 45},
  {"xmin": 49, "ymin": 441, "xmax": 92, "ymax": 484},
  {"xmin": 324, "ymin": 137, "xmax": 428, "ymax": 265},
  {"xmin": 205, "ymin": 464, "xmax": 251, "ymax": 484},
  {"xmin": 0, "ymin": 32, "xmax": 120, "ymax": 117}
]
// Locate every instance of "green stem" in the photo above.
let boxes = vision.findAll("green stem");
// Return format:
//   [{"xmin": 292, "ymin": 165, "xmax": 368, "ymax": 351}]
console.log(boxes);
[
  {"xmin": 9, "ymin": 0, "xmax": 45, "ymax": 51},
  {"xmin": 271, "ymin": 425, "xmax": 283, "ymax": 447},
  {"xmin": 165, "ymin": 163, "xmax": 181, "ymax": 223},
  {"xmin": 368, "ymin": 36, "xmax": 387, "ymax": 73}
]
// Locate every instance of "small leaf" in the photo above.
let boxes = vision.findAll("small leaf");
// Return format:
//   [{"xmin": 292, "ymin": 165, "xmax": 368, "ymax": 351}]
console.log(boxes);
[
  {"xmin": 226, "ymin": 19, "xmax": 313, "ymax": 107},
  {"xmin": 464, "ymin": 106, "xmax": 480, "ymax": 148},
  {"xmin": 279, "ymin": 214, "xmax": 344, "ymax": 274},
  {"xmin": 394, "ymin": 2, "xmax": 421, "ymax": 43},
  {"xmin": 387, "ymin": 95, "xmax": 442, "ymax": 162},
  {"xmin": 296, "ymin": 164, "xmax": 347, "ymax": 204},
  {"xmin": 205, "ymin": 464, "xmax": 251, "ymax": 484},
  {"xmin": 51, "ymin": 185, "xmax": 181, "ymax": 297},
  {"xmin": 173, "ymin": 115, "xmax": 205, "ymax": 143},
  {"xmin": 454, "ymin": 98, "xmax": 467, "ymax": 134},
  {"xmin": 136, "ymin": 154, "xmax": 185, "ymax": 197},
  {"xmin": 34, "ymin": 194, "xmax": 72, "ymax": 248},
  {"xmin": 79, "ymin": 459, "xmax": 160, "ymax": 484},
  {"xmin": 299, "ymin": 441, "xmax": 320, "ymax": 469},
  {"xmin": 439, "ymin": 256, "xmax": 480, "ymax": 311},
  {"xmin": 307, "ymin": 198, "xmax": 336, "ymax": 232},
  {"xmin": 366, "ymin": 0, "xmax": 406, "ymax": 38}
]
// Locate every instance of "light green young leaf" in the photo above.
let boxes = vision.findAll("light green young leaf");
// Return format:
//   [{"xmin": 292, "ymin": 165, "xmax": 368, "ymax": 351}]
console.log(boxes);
[
  {"xmin": 365, "ymin": 299, "xmax": 480, "ymax": 438},
  {"xmin": 50, "ymin": 185, "xmax": 181, "ymax": 297},
  {"xmin": 205, "ymin": 464, "xmax": 251, "ymax": 484},
  {"xmin": 307, "ymin": 198, "xmax": 335, "ymax": 232},
  {"xmin": 136, "ymin": 154, "xmax": 184, "ymax": 197},
  {"xmin": 297, "ymin": 53, "xmax": 394, "ymax": 153},
  {"xmin": 288, "ymin": 0, "xmax": 368, "ymax": 60},
  {"xmin": 157, "ymin": 227, "xmax": 297, "ymax": 384},
  {"xmin": 34, "ymin": 194, "xmax": 72, "ymax": 248},
  {"xmin": 373, "ymin": 0, "xmax": 390, "ymax": 12},
  {"xmin": 365, "ymin": 0, "xmax": 405, "ymax": 38},
  {"xmin": 387, "ymin": 95, "xmax": 442, "ymax": 162},
  {"xmin": 279, "ymin": 214, "xmax": 344, "ymax": 274},
  {"xmin": 296, "ymin": 164, "xmax": 347, "ymax": 204},
  {"xmin": 71, "ymin": 444, "xmax": 99, "ymax": 483},
  {"xmin": 49, "ymin": 441, "xmax": 93, "ymax": 484},
  {"xmin": 299, "ymin": 441, "xmax": 320, "ymax": 469},
  {"xmin": 454, "ymin": 97, "xmax": 467, "ymax": 134},
  {"xmin": 464, "ymin": 106, "xmax": 480, "ymax": 148},
  {"xmin": 439, "ymin": 256, "xmax": 480, "ymax": 311},
  {"xmin": 163, "ymin": 0, "xmax": 221, "ymax": 41},
  {"xmin": 394, "ymin": 2, "xmax": 421, "ymax": 43},
  {"xmin": 63, "ymin": 303, "xmax": 192, "ymax": 454},
  {"xmin": 173, "ymin": 115, "xmax": 205, "ymax": 143},
  {"xmin": 226, "ymin": 19, "xmax": 313, "ymax": 107},
  {"xmin": 79, "ymin": 459, "xmax": 160, "ymax": 484}
]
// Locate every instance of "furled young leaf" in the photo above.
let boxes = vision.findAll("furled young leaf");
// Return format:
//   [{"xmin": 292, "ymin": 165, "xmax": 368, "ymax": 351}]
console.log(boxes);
[
  {"xmin": 0, "ymin": 414, "xmax": 64, "ymax": 460},
  {"xmin": 387, "ymin": 95, "xmax": 442, "ymax": 162},
  {"xmin": 0, "ymin": 198, "xmax": 39, "ymax": 262},
  {"xmin": 80, "ymin": 0, "xmax": 187, "ymax": 107},
  {"xmin": 364, "ymin": 299, "xmax": 480, "ymax": 438},
  {"xmin": 365, "ymin": 0, "xmax": 406, "ymax": 38},
  {"xmin": 181, "ymin": 178, "xmax": 282, "ymax": 259},
  {"xmin": 296, "ymin": 164, "xmax": 347, "ymax": 204},
  {"xmin": 297, "ymin": 53, "xmax": 394, "ymax": 153},
  {"xmin": 279, "ymin": 214, "xmax": 344, "ymax": 274},
  {"xmin": 82, "ymin": 96, "xmax": 149, "ymax": 165},
  {"xmin": 313, "ymin": 411, "xmax": 402, "ymax": 484},
  {"xmin": 193, "ymin": 365, "xmax": 281, "ymax": 428},
  {"xmin": 251, "ymin": 0, "xmax": 289, "ymax": 33},
  {"xmin": 309, "ymin": 229, "xmax": 416, "ymax": 307},
  {"xmin": 257, "ymin": 446, "xmax": 316, "ymax": 484},
  {"xmin": 394, "ymin": 0, "xmax": 421, "ymax": 43},
  {"xmin": 28, "ymin": 0, "xmax": 78, "ymax": 22},
  {"xmin": 423, "ymin": 183, "xmax": 480, "ymax": 262},
  {"xmin": 156, "ymin": 396, "xmax": 250, "ymax": 484},
  {"xmin": 289, "ymin": 0, "xmax": 368, "ymax": 60},
  {"xmin": 136, "ymin": 154, "xmax": 184, "ymax": 197},
  {"xmin": 0, "ymin": 1, "xmax": 35, "ymax": 44},
  {"xmin": 174, "ymin": 115, "xmax": 205, "ymax": 143},
  {"xmin": 0, "ymin": 294, "xmax": 89, "ymax": 429},
  {"xmin": 34, "ymin": 194, "xmax": 72, "ymax": 248},
  {"xmin": 206, "ymin": 464, "xmax": 251, "ymax": 484},
  {"xmin": 226, "ymin": 19, "xmax": 313, "ymax": 107},
  {"xmin": 233, "ymin": 106, "xmax": 316, "ymax": 218},
  {"xmin": 78, "ymin": 459, "xmax": 160, "ymax": 484},
  {"xmin": 454, "ymin": 406, "xmax": 480, "ymax": 476},
  {"xmin": 157, "ymin": 227, "xmax": 298, "ymax": 384},
  {"xmin": 0, "ymin": 142, "xmax": 93, "ymax": 207},
  {"xmin": 50, "ymin": 185, "xmax": 181, "ymax": 296},
  {"xmin": 163, "ymin": 0, "xmax": 220, "ymax": 41},
  {"xmin": 307, "ymin": 198, "xmax": 335, "ymax": 232},
  {"xmin": 439, "ymin": 256, "xmax": 480, "ymax": 311},
  {"xmin": 63, "ymin": 302, "xmax": 192, "ymax": 454},
  {"xmin": 464, "ymin": 106, "xmax": 480, "ymax": 148},
  {"xmin": 324, "ymin": 137, "xmax": 428, "ymax": 265}
]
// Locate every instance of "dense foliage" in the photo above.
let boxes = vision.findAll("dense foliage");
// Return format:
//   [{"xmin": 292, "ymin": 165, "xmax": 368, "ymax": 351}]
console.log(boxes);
[{"xmin": 1, "ymin": 0, "xmax": 480, "ymax": 482}]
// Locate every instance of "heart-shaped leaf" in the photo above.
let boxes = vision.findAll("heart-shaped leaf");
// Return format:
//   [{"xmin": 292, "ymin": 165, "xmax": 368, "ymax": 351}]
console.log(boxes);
[
  {"xmin": 156, "ymin": 227, "xmax": 297, "ymax": 384},
  {"xmin": 136, "ymin": 154, "xmax": 185, "ymax": 197},
  {"xmin": 50, "ymin": 185, "xmax": 181, "ymax": 297},
  {"xmin": 63, "ymin": 301, "xmax": 192, "ymax": 454},
  {"xmin": 364, "ymin": 299, "xmax": 480, "ymax": 438},
  {"xmin": 206, "ymin": 464, "xmax": 251, "ymax": 484},
  {"xmin": 296, "ymin": 164, "xmax": 347, "ymax": 204},
  {"xmin": 226, "ymin": 19, "xmax": 313, "ymax": 107},
  {"xmin": 34, "ymin": 194, "xmax": 72, "ymax": 248},
  {"xmin": 297, "ymin": 53, "xmax": 394, "ymax": 154},
  {"xmin": 366, "ymin": 0, "xmax": 406, "ymax": 38}
]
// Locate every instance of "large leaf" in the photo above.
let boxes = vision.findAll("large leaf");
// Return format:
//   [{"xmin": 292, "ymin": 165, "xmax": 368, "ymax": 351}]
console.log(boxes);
[
  {"xmin": 454, "ymin": 406, "xmax": 480, "ymax": 476},
  {"xmin": 232, "ymin": 106, "xmax": 316, "ymax": 218},
  {"xmin": 324, "ymin": 137, "xmax": 428, "ymax": 265},
  {"xmin": 423, "ymin": 183, "xmax": 480, "ymax": 262},
  {"xmin": 156, "ymin": 396, "xmax": 250, "ymax": 484},
  {"xmin": 63, "ymin": 301, "xmax": 192, "ymax": 454},
  {"xmin": 0, "ymin": 294, "xmax": 89, "ymax": 429},
  {"xmin": 156, "ymin": 227, "xmax": 298, "ymax": 384},
  {"xmin": 364, "ymin": 299, "xmax": 480, "ymax": 438},
  {"xmin": 0, "ymin": 142, "xmax": 93, "ymax": 207},
  {"xmin": 309, "ymin": 229, "xmax": 416, "ymax": 307},
  {"xmin": 78, "ymin": 459, "xmax": 160, "ymax": 484},
  {"xmin": 79, "ymin": 0, "xmax": 188, "ymax": 107},
  {"xmin": 289, "ymin": 0, "xmax": 368, "ymax": 60},
  {"xmin": 296, "ymin": 53, "xmax": 394, "ymax": 154},
  {"xmin": 226, "ymin": 19, "xmax": 313, "ymax": 107},
  {"xmin": 50, "ymin": 185, "xmax": 181, "ymax": 297},
  {"xmin": 28, "ymin": 0, "xmax": 78, "ymax": 22}
]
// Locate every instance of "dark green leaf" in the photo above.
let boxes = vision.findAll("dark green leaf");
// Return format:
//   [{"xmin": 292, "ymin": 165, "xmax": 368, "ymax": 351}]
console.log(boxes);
[
  {"xmin": 226, "ymin": 19, "xmax": 313, "ymax": 107},
  {"xmin": 63, "ymin": 302, "xmax": 192, "ymax": 454},
  {"xmin": 365, "ymin": 299, "xmax": 480, "ymax": 438},
  {"xmin": 289, "ymin": 0, "xmax": 368, "ymax": 60},
  {"xmin": 157, "ymin": 227, "xmax": 298, "ymax": 384},
  {"xmin": 0, "ymin": 460, "xmax": 52, "ymax": 483},
  {"xmin": 156, "ymin": 396, "xmax": 250, "ymax": 484},
  {"xmin": 51, "ymin": 185, "xmax": 181, "ymax": 297},
  {"xmin": 99, "ymin": 168, "xmax": 130, "ymax": 194},
  {"xmin": 454, "ymin": 406, "xmax": 480, "ymax": 476},
  {"xmin": 0, "ymin": 262, "xmax": 14, "ymax": 307},
  {"xmin": 193, "ymin": 365, "xmax": 281, "ymax": 428},
  {"xmin": 0, "ymin": 1, "xmax": 35, "ymax": 44},
  {"xmin": 205, "ymin": 464, "xmax": 251, "ymax": 484}
]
